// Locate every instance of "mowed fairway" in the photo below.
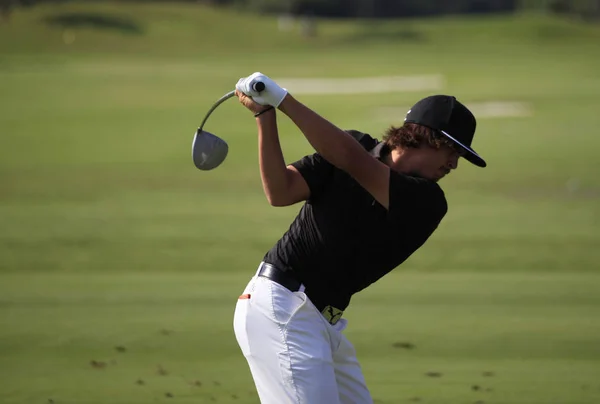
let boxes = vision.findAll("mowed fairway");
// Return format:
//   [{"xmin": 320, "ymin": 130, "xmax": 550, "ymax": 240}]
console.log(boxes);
[
  {"xmin": 2, "ymin": 272, "xmax": 600, "ymax": 404},
  {"xmin": 1, "ymin": 2, "xmax": 600, "ymax": 403}
]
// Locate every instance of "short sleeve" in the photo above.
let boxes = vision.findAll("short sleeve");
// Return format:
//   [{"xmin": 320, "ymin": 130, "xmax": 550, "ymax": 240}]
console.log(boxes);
[
  {"xmin": 290, "ymin": 129, "xmax": 375, "ymax": 201},
  {"xmin": 290, "ymin": 153, "xmax": 335, "ymax": 200},
  {"xmin": 388, "ymin": 171, "xmax": 448, "ymax": 222}
]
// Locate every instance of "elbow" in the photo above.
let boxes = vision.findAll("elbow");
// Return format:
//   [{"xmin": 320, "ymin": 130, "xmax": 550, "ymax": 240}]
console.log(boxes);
[{"xmin": 265, "ymin": 193, "xmax": 290, "ymax": 207}]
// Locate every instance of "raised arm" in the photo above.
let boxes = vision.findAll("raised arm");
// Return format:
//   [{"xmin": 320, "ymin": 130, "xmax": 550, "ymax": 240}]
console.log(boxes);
[
  {"xmin": 236, "ymin": 73, "xmax": 391, "ymax": 209},
  {"xmin": 234, "ymin": 90, "xmax": 311, "ymax": 207},
  {"xmin": 278, "ymin": 94, "xmax": 391, "ymax": 209},
  {"xmin": 254, "ymin": 107, "xmax": 310, "ymax": 206}
]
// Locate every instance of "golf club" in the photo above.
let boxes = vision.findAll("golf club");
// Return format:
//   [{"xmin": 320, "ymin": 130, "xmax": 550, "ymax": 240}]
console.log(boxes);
[
  {"xmin": 192, "ymin": 81, "xmax": 265, "ymax": 170},
  {"xmin": 197, "ymin": 81, "xmax": 265, "ymax": 133}
]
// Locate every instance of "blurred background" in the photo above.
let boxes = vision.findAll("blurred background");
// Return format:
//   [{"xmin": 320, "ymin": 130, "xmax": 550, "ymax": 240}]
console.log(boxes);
[{"xmin": 1, "ymin": 0, "xmax": 599, "ymax": 403}]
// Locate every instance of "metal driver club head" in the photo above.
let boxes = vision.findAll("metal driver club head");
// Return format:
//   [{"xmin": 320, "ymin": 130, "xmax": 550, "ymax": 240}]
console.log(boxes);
[
  {"xmin": 191, "ymin": 90, "xmax": 234, "ymax": 171},
  {"xmin": 192, "ymin": 129, "xmax": 229, "ymax": 171}
]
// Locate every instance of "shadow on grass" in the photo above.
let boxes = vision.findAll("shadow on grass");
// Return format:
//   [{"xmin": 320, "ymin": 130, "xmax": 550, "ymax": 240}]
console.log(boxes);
[{"xmin": 43, "ymin": 12, "xmax": 143, "ymax": 34}]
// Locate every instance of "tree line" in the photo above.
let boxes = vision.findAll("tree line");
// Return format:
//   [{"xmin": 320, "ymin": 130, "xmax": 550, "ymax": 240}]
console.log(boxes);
[
  {"xmin": 2, "ymin": 0, "xmax": 599, "ymax": 21},
  {"xmin": 209, "ymin": 0, "xmax": 599, "ymax": 20}
]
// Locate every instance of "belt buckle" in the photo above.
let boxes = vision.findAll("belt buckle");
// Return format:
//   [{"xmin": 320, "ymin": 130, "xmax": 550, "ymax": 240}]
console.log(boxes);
[{"xmin": 321, "ymin": 305, "xmax": 343, "ymax": 325}]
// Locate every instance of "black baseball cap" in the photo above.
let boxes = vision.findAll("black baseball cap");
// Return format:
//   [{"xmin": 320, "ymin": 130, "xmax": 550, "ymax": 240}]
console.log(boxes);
[{"xmin": 404, "ymin": 95, "xmax": 486, "ymax": 167}]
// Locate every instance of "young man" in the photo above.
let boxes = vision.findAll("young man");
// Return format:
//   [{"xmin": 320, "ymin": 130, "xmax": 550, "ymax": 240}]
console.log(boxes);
[{"xmin": 232, "ymin": 72, "xmax": 486, "ymax": 404}]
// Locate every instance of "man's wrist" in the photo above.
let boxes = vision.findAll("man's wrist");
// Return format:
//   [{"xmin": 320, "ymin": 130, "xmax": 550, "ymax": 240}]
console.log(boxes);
[
  {"xmin": 255, "ymin": 106, "xmax": 275, "ymax": 118},
  {"xmin": 277, "ymin": 94, "xmax": 292, "ymax": 114}
]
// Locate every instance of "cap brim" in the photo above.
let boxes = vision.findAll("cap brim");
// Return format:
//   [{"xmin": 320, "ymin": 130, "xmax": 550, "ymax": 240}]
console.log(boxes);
[{"xmin": 440, "ymin": 130, "xmax": 486, "ymax": 168}]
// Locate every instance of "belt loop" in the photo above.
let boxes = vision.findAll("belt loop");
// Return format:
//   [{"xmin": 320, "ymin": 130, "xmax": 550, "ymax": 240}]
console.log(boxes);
[
  {"xmin": 255, "ymin": 261, "xmax": 265, "ymax": 277},
  {"xmin": 298, "ymin": 284, "xmax": 306, "ymax": 293}
]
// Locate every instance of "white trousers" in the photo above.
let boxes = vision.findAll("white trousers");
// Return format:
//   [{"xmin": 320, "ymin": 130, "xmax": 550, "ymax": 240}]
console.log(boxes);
[{"xmin": 233, "ymin": 264, "xmax": 373, "ymax": 404}]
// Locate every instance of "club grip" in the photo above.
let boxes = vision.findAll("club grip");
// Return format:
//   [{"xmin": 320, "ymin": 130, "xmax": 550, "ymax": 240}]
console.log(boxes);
[{"xmin": 252, "ymin": 81, "xmax": 265, "ymax": 92}]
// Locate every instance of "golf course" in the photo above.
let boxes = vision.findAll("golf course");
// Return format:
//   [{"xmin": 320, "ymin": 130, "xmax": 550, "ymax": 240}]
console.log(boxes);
[{"xmin": 1, "ymin": 2, "xmax": 599, "ymax": 403}]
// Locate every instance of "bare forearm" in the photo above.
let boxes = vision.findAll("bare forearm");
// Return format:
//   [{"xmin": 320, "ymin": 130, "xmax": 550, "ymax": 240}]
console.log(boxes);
[
  {"xmin": 256, "ymin": 111, "xmax": 289, "ymax": 204},
  {"xmin": 278, "ymin": 94, "xmax": 358, "ymax": 170}
]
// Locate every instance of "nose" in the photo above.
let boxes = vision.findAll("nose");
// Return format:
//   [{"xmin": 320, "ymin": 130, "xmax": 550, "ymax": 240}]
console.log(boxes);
[{"xmin": 447, "ymin": 153, "xmax": 459, "ymax": 170}]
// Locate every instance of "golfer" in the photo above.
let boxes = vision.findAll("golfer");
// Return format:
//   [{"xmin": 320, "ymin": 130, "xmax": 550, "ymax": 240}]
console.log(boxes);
[{"xmin": 232, "ymin": 72, "xmax": 486, "ymax": 404}]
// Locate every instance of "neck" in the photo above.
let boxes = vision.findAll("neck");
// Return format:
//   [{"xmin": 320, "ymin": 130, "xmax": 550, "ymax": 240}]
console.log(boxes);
[{"xmin": 383, "ymin": 147, "xmax": 413, "ymax": 175}]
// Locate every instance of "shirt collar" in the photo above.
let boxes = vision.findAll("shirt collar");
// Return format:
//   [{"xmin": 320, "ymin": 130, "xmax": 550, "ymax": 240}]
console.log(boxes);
[{"xmin": 369, "ymin": 141, "xmax": 387, "ymax": 159}]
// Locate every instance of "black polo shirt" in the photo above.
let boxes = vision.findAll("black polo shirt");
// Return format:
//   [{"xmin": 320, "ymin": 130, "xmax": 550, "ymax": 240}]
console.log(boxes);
[{"xmin": 263, "ymin": 130, "xmax": 448, "ymax": 312}]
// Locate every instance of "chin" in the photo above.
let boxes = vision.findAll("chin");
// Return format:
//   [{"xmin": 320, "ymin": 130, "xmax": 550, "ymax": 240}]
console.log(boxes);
[
  {"xmin": 431, "ymin": 173, "xmax": 446, "ymax": 182},
  {"xmin": 408, "ymin": 170, "xmax": 444, "ymax": 182}
]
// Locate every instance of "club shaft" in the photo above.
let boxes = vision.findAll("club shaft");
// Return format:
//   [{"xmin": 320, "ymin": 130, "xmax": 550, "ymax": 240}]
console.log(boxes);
[
  {"xmin": 197, "ymin": 82, "xmax": 264, "ymax": 131},
  {"xmin": 198, "ymin": 90, "xmax": 236, "ymax": 131}
]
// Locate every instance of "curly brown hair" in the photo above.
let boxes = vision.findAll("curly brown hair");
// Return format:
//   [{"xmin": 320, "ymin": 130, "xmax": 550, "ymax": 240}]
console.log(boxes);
[{"xmin": 382, "ymin": 122, "xmax": 457, "ymax": 151}]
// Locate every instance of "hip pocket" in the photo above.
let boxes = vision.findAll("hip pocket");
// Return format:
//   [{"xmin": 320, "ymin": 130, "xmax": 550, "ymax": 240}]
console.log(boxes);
[{"xmin": 255, "ymin": 278, "xmax": 307, "ymax": 326}]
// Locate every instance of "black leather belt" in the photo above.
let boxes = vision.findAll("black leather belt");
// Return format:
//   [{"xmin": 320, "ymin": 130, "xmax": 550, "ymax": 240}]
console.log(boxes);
[
  {"xmin": 256, "ymin": 262, "xmax": 345, "ymax": 326},
  {"xmin": 257, "ymin": 262, "xmax": 302, "ymax": 292}
]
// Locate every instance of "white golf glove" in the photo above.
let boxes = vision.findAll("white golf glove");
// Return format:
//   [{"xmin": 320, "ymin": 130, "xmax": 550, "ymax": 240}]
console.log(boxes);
[{"xmin": 236, "ymin": 72, "xmax": 288, "ymax": 108}]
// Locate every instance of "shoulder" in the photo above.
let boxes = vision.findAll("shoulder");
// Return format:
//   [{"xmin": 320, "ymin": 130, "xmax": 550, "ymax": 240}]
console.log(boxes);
[
  {"xmin": 389, "ymin": 171, "xmax": 448, "ymax": 217},
  {"xmin": 291, "ymin": 129, "xmax": 374, "ymax": 173},
  {"xmin": 345, "ymin": 129, "xmax": 379, "ymax": 150}
]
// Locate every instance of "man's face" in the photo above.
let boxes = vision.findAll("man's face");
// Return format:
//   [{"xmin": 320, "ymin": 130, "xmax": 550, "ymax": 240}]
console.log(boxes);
[{"xmin": 404, "ymin": 143, "xmax": 462, "ymax": 182}]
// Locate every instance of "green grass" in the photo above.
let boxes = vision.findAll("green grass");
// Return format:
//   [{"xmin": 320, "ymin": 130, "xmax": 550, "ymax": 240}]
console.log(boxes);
[
  {"xmin": 2, "ymin": 272, "xmax": 600, "ymax": 404},
  {"xmin": 1, "ymin": 2, "xmax": 600, "ymax": 403},
  {"xmin": 0, "ymin": 271, "xmax": 600, "ymax": 404}
]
